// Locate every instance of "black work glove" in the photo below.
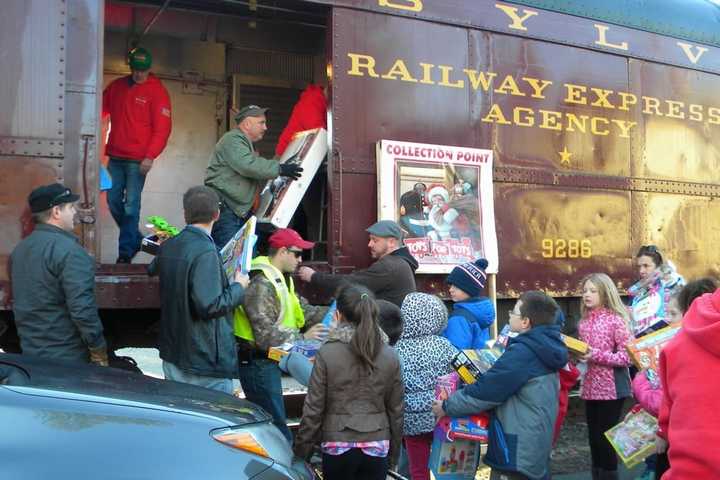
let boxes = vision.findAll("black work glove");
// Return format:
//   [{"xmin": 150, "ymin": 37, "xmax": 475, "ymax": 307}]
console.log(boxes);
[{"xmin": 279, "ymin": 162, "xmax": 303, "ymax": 180}]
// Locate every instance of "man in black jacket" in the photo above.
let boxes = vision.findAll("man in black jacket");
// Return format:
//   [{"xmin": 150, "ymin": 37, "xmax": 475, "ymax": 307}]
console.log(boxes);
[
  {"xmin": 297, "ymin": 220, "xmax": 418, "ymax": 307},
  {"xmin": 149, "ymin": 186, "xmax": 249, "ymax": 394},
  {"xmin": 11, "ymin": 183, "xmax": 108, "ymax": 365}
]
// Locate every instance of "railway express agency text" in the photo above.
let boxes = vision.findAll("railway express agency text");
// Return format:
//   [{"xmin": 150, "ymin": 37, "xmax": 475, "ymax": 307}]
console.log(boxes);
[{"xmin": 346, "ymin": 53, "xmax": 720, "ymax": 139}]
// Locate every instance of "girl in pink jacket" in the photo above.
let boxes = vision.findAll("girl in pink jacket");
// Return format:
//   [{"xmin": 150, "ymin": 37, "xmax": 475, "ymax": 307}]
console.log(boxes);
[{"xmin": 576, "ymin": 273, "xmax": 632, "ymax": 480}]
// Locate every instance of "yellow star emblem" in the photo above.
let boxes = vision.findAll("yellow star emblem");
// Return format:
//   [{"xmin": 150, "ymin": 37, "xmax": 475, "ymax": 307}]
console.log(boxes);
[{"xmin": 558, "ymin": 146, "xmax": 572, "ymax": 167}]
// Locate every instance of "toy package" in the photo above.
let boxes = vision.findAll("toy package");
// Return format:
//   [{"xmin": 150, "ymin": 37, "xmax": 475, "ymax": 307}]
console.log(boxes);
[
  {"xmin": 562, "ymin": 334, "xmax": 590, "ymax": 355},
  {"xmin": 451, "ymin": 348, "xmax": 502, "ymax": 384},
  {"xmin": 428, "ymin": 437, "xmax": 481, "ymax": 479},
  {"xmin": 605, "ymin": 409, "xmax": 658, "ymax": 468},
  {"xmin": 141, "ymin": 215, "xmax": 181, "ymax": 255},
  {"xmin": 268, "ymin": 339, "xmax": 322, "ymax": 363},
  {"xmin": 435, "ymin": 414, "xmax": 489, "ymax": 443},
  {"xmin": 628, "ymin": 264, "xmax": 684, "ymax": 336},
  {"xmin": 492, "ymin": 324, "xmax": 517, "ymax": 352},
  {"xmin": 267, "ymin": 343, "xmax": 293, "ymax": 362},
  {"xmin": 290, "ymin": 339, "xmax": 322, "ymax": 359},
  {"xmin": 434, "ymin": 372, "xmax": 489, "ymax": 443},
  {"xmin": 435, "ymin": 372, "xmax": 461, "ymax": 401},
  {"xmin": 219, "ymin": 216, "xmax": 257, "ymax": 278},
  {"xmin": 626, "ymin": 324, "xmax": 682, "ymax": 379}
]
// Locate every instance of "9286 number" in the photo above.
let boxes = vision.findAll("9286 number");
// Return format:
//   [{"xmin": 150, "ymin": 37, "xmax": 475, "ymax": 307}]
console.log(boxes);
[{"xmin": 541, "ymin": 239, "xmax": 591, "ymax": 258}]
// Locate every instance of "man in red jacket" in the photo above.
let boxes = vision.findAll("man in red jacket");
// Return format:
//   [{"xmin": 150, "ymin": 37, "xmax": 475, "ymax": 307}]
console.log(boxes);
[{"xmin": 103, "ymin": 47, "xmax": 172, "ymax": 263}]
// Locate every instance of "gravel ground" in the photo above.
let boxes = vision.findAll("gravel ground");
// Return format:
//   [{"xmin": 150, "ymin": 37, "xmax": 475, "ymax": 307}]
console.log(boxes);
[{"xmin": 552, "ymin": 395, "xmax": 593, "ymax": 474}]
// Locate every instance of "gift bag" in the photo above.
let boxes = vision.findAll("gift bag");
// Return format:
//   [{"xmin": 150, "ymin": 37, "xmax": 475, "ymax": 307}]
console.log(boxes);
[{"xmin": 428, "ymin": 436, "xmax": 481, "ymax": 479}]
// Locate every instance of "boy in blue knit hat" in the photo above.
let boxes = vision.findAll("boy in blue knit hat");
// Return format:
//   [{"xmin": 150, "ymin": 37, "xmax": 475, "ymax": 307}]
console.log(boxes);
[{"xmin": 442, "ymin": 258, "xmax": 495, "ymax": 349}]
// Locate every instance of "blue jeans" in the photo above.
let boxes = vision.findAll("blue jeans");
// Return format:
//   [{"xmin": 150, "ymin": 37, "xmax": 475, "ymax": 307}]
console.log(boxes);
[
  {"xmin": 107, "ymin": 158, "xmax": 146, "ymax": 259},
  {"xmin": 238, "ymin": 357, "xmax": 292, "ymax": 442},
  {"xmin": 211, "ymin": 202, "xmax": 246, "ymax": 250},
  {"xmin": 162, "ymin": 361, "xmax": 234, "ymax": 395}
]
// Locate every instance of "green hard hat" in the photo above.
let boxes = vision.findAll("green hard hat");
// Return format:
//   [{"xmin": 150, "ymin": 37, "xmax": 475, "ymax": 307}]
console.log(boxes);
[{"xmin": 128, "ymin": 47, "xmax": 152, "ymax": 71}]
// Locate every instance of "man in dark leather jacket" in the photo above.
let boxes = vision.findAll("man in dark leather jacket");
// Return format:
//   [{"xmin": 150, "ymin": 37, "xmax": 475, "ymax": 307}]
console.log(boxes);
[
  {"xmin": 11, "ymin": 183, "xmax": 108, "ymax": 366},
  {"xmin": 149, "ymin": 186, "xmax": 249, "ymax": 394}
]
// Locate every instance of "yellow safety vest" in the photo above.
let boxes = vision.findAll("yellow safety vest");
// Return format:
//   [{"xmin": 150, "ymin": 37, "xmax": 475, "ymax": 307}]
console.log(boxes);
[{"xmin": 234, "ymin": 256, "xmax": 305, "ymax": 341}]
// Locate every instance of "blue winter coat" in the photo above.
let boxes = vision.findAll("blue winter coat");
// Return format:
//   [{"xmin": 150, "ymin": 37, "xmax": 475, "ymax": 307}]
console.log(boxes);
[
  {"xmin": 443, "ymin": 324, "xmax": 568, "ymax": 479},
  {"xmin": 442, "ymin": 297, "xmax": 495, "ymax": 350}
]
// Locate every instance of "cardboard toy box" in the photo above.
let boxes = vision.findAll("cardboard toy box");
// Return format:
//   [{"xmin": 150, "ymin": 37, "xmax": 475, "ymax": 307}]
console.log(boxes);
[
  {"xmin": 626, "ymin": 324, "xmax": 682, "ymax": 371},
  {"xmin": 267, "ymin": 340, "xmax": 322, "ymax": 362},
  {"xmin": 428, "ymin": 437, "xmax": 481, "ymax": 479},
  {"xmin": 451, "ymin": 349, "xmax": 502, "ymax": 384},
  {"xmin": 256, "ymin": 128, "xmax": 328, "ymax": 228},
  {"xmin": 267, "ymin": 344, "xmax": 292, "ymax": 362},
  {"xmin": 140, "ymin": 235, "xmax": 161, "ymax": 256},
  {"xmin": 435, "ymin": 372, "xmax": 461, "ymax": 401},
  {"xmin": 605, "ymin": 409, "xmax": 658, "ymax": 468},
  {"xmin": 562, "ymin": 334, "xmax": 590, "ymax": 355}
]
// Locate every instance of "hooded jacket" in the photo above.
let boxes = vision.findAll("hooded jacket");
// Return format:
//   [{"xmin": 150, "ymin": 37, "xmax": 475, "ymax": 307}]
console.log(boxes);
[
  {"xmin": 395, "ymin": 293, "xmax": 457, "ymax": 436},
  {"xmin": 310, "ymin": 246, "xmax": 419, "ymax": 307},
  {"xmin": 443, "ymin": 296, "xmax": 495, "ymax": 350},
  {"xmin": 293, "ymin": 323, "xmax": 404, "ymax": 465},
  {"xmin": 443, "ymin": 324, "xmax": 568, "ymax": 480},
  {"xmin": 658, "ymin": 290, "xmax": 720, "ymax": 479},
  {"xmin": 102, "ymin": 74, "xmax": 172, "ymax": 161},
  {"xmin": 275, "ymin": 84, "xmax": 327, "ymax": 156}
]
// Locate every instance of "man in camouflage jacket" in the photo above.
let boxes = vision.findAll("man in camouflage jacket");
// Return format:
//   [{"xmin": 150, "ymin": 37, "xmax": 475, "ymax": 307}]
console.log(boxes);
[{"xmin": 234, "ymin": 228, "xmax": 327, "ymax": 441}]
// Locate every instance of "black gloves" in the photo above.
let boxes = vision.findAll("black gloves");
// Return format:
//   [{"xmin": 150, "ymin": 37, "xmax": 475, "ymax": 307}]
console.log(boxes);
[{"xmin": 279, "ymin": 162, "xmax": 303, "ymax": 180}]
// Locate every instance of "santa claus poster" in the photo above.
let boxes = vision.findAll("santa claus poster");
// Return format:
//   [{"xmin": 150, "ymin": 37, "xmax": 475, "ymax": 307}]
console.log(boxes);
[{"xmin": 376, "ymin": 140, "xmax": 498, "ymax": 274}]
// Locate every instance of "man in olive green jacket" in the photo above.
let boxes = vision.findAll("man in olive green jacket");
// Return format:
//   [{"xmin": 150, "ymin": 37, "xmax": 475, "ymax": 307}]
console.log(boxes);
[{"xmin": 205, "ymin": 105, "xmax": 303, "ymax": 247}]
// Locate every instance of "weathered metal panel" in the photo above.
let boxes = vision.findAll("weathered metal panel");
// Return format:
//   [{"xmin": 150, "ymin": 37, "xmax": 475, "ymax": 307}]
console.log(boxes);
[
  {"xmin": 628, "ymin": 59, "xmax": 720, "ymax": 184},
  {"xmin": 479, "ymin": 32, "xmax": 632, "ymax": 176},
  {"xmin": 95, "ymin": 265, "xmax": 161, "ymax": 309},
  {"xmin": 316, "ymin": 0, "xmax": 720, "ymax": 77},
  {"xmin": 494, "ymin": 184, "xmax": 632, "ymax": 297},
  {"xmin": 0, "ymin": 156, "xmax": 64, "ymax": 303},
  {"xmin": 630, "ymin": 191, "xmax": 720, "ymax": 281},
  {"xmin": 0, "ymin": 0, "xmax": 66, "ymax": 143}
]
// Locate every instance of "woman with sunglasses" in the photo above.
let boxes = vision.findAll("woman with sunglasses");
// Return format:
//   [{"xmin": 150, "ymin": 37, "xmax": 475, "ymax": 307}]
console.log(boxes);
[{"xmin": 628, "ymin": 245, "xmax": 685, "ymax": 338}]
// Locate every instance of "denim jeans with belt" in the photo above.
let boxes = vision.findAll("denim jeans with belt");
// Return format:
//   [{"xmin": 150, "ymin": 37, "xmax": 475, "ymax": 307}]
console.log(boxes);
[
  {"xmin": 238, "ymin": 357, "xmax": 293, "ymax": 442},
  {"xmin": 107, "ymin": 158, "xmax": 147, "ymax": 260}
]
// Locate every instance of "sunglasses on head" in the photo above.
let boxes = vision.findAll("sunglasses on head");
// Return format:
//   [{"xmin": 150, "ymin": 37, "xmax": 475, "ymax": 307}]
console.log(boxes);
[{"xmin": 640, "ymin": 245, "xmax": 658, "ymax": 253}]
